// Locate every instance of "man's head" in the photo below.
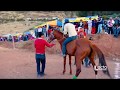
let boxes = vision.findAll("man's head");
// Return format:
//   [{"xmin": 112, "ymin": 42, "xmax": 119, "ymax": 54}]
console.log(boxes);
[
  {"xmin": 64, "ymin": 19, "xmax": 69, "ymax": 24},
  {"xmin": 110, "ymin": 17, "xmax": 112, "ymax": 20},
  {"xmin": 38, "ymin": 32, "xmax": 44, "ymax": 38},
  {"xmin": 80, "ymin": 19, "xmax": 82, "ymax": 22}
]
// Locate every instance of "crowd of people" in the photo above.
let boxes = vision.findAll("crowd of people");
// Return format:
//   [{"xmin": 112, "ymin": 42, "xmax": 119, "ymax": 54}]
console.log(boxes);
[
  {"xmin": 72, "ymin": 16, "xmax": 120, "ymax": 38},
  {"xmin": 0, "ymin": 33, "xmax": 35, "ymax": 42},
  {"xmin": 34, "ymin": 25, "xmax": 62, "ymax": 39},
  {"xmin": 34, "ymin": 16, "xmax": 120, "ymax": 42},
  {"xmin": 1, "ymin": 16, "xmax": 120, "ymax": 43}
]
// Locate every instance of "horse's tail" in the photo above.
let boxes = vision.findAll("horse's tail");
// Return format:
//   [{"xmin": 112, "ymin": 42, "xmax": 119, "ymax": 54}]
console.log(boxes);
[{"xmin": 90, "ymin": 43, "xmax": 112, "ymax": 79}]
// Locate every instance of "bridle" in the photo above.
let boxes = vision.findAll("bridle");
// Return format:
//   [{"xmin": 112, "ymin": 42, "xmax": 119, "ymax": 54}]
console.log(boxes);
[
  {"xmin": 49, "ymin": 30, "xmax": 66, "ymax": 42},
  {"xmin": 50, "ymin": 31, "xmax": 55, "ymax": 40}
]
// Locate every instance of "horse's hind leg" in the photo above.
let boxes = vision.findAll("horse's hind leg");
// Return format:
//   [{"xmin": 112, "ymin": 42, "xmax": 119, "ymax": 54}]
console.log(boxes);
[
  {"xmin": 74, "ymin": 59, "xmax": 76, "ymax": 65},
  {"xmin": 73, "ymin": 56, "xmax": 83, "ymax": 79},
  {"xmin": 63, "ymin": 56, "xmax": 66, "ymax": 74},
  {"xmin": 69, "ymin": 55, "xmax": 72, "ymax": 75},
  {"xmin": 82, "ymin": 60, "xmax": 84, "ymax": 65},
  {"xmin": 74, "ymin": 58, "xmax": 83, "ymax": 65},
  {"xmin": 89, "ymin": 55, "xmax": 98, "ymax": 79}
]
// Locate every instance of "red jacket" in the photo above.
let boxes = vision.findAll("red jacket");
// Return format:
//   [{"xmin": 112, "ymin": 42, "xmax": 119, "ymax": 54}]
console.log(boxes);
[{"xmin": 34, "ymin": 38, "xmax": 54, "ymax": 54}]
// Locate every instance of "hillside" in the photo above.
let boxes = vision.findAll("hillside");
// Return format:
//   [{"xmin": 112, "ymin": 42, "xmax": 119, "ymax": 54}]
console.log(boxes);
[{"xmin": 0, "ymin": 11, "xmax": 67, "ymax": 35}]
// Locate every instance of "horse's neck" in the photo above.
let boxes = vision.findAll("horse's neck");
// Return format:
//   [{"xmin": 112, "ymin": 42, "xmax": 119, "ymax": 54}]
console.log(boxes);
[
  {"xmin": 57, "ymin": 37, "xmax": 65, "ymax": 44},
  {"xmin": 55, "ymin": 31, "xmax": 65, "ymax": 47},
  {"xmin": 56, "ymin": 35, "xmax": 65, "ymax": 47}
]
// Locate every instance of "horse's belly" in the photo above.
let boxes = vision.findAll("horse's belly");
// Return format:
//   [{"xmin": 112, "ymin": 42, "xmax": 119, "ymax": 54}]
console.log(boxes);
[{"xmin": 66, "ymin": 40, "xmax": 76, "ymax": 56}]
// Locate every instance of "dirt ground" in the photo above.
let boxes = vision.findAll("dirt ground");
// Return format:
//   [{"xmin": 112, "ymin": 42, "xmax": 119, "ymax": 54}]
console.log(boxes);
[
  {"xmin": 0, "ymin": 34, "xmax": 120, "ymax": 79},
  {"xmin": 0, "ymin": 46, "xmax": 117, "ymax": 79}
]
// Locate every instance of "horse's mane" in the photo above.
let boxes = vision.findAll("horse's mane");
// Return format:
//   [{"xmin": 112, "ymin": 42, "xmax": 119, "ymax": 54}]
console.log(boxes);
[{"xmin": 54, "ymin": 30, "xmax": 63, "ymax": 36}]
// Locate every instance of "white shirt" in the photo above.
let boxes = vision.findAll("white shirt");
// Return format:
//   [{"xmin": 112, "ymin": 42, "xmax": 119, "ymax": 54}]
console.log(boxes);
[
  {"xmin": 64, "ymin": 23, "xmax": 77, "ymax": 37},
  {"xmin": 87, "ymin": 20, "xmax": 92, "ymax": 26},
  {"xmin": 38, "ymin": 28, "xmax": 42, "ymax": 32},
  {"xmin": 78, "ymin": 27, "xmax": 82, "ymax": 32},
  {"xmin": 107, "ymin": 20, "xmax": 115, "ymax": 27}
]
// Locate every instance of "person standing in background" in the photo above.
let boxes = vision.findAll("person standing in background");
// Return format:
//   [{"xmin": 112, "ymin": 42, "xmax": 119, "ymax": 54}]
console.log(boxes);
[{"xmin": 87, "ymin": 17, "xmax": 92, "ymax": 34}]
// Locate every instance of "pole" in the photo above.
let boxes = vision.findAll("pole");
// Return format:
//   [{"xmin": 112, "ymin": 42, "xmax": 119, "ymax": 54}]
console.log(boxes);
[{"xmin": 12, "ymin": 36, "xmax": 15, "ymax": 49}]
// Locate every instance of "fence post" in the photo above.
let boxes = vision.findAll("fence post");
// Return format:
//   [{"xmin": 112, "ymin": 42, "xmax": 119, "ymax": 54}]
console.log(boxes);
[{"xmin": 12, "ymin": 36, "xmax": 15, "ymax": 49}]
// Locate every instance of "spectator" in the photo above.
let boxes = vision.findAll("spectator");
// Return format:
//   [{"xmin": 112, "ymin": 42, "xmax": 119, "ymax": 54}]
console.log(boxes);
[
  {"xmin": 84, "ymin": 21, "xmax": 88, "ymax": 34},
  {"xmin": 103, "ymin": 20, "xmax": 108, "ymax": 33},
  {"xmin": 92, "ymin": 19, "xmax": 97, "ymax": 34},
  {"xmin": 48, "ymin": 26, "xmax": 53, "ymax": 37},
  {"xmin": 77, "ymin": 27, "xmax": 86, "ymax": 38},
  {"xmin": 37, "ymin": 27, "xmax": 43, "ymax": 38},
  {"xmin": 79, "ymin": 19, "xmax": 84, "ymax": 28},
  {"xmin": 114, "ymin": 24, "xmax": 120, "ymax": 38},
  {"xmin": 113, "ymin": 17, "xmax": 120, "ymax": 34},
  {"xmin": 97, "ymin": 16, "xmax": 103, "ymax": 34},
  {"xmin": 107, "ymin": 17, "xmax": 115, "ymax": 34},
  {"xmin": 87, "ymin": 17, "xmax": 92, "ymax": 34},
  {"xmin": 34, "ymin": 28, "xmax": 38, "ymax": 38},
  {"xmin": 42, "ymin": 26, "xmax": 47, "ymax": 38}
]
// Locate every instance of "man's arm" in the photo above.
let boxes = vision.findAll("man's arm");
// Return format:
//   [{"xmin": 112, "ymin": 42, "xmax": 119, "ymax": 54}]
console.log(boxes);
[
  {"xmin": 63, "ymin": 24, "xmax": 68, "ymax": 38},
  {"xmin": 44, "ymin": 40, "xmax": 55, "ymax": 47},
  {"xmin": 63, "ymin": 24, "xmax": 68, "ymax": 35},
  {"xmin": 34, "ymin": 40, "xmax": 36, "ymax": 48}
]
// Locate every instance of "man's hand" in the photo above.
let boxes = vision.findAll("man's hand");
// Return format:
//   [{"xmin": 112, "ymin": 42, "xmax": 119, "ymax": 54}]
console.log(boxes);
[{"xmin": 64, "ymin": 34, "xmax": 68, "ymax": 38}]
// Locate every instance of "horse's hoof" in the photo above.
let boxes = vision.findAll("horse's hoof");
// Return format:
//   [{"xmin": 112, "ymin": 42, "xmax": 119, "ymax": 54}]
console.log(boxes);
[
  {"xmin": 63, "ymin": 71, "xmax": 65, "ymax": 74},
  {"xmin": 70, "ymin": 72, "xmax": 72, "ymax": 75},
  {"xmin": 73, "ymin": 76, "xmax": 77, "ymax": 79}
]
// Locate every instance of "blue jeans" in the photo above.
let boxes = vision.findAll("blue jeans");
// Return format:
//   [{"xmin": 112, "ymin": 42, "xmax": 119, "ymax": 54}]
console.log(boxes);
[
  {"xmin": 84, "ymin": 57, "xmax": 91, "ymax": 67},
  {"xmin": 104, "ymin": 27, "xmax": 108, "ymax": 33},
  {"xmin": 113, "ymin": 27, "xmax": 117, "ymax": 37},
  {"xmin": 35, "ymin": 54, "xmax": 46, "ymax": 75},
  {"xmin": 116, "ymin": 28, "xmax": 120, "ymax": 37},
  {"xmin": 62, "ymin": 35, "xmax": 77, "ymax": 55},
  {"xmin": 97, "ymin": 24, "xmax": 102, "ymax": 33}
]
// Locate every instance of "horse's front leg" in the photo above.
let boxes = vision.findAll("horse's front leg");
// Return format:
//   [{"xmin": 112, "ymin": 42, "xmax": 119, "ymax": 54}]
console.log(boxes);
[
  {"xmin": 63, "ymin": 56, "xmax": 66, "ymax": 74},
  {"xmin": 69, "ymin": 55, "xmax": 72, "ymax": 75}
]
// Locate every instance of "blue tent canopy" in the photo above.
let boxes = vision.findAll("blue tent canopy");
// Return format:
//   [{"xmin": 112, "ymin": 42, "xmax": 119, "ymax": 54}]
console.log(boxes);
[
  {"xmin": 24, "ymin": 31, "xmax": 31, "ymax": 35},
  {"xmin": 57, "ymin": 20, "xmax": 62, "ymax": 26}
]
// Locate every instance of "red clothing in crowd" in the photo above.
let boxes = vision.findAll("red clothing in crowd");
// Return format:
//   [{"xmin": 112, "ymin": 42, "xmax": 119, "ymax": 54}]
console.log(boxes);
[
  {"xmin": 48, "ymin": 29, "xmax": 52, "ymax": 36},
  {"xmin": 78, "ymin": 31, "xmax": 86, "ymax": 36},
  {"xmin": 34, "ymin": 38, "xmax": 55, "ymax": 54},
  {"xmin": 92, "ymin": 27, "xmax": 96, "ymax": 34},
  {"xmin": 77, "ymin": 28, "xmax": 86, "ymax": 38},
  {"xmin": 84, "ymin": 22, "xmax": 88, "ymax": 29}
]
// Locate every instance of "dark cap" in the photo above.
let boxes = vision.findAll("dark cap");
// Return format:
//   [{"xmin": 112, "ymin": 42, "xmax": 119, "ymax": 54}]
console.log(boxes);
[{"xmin": 64, "ymin": 19, "xmax": 69, "ymax": 23}]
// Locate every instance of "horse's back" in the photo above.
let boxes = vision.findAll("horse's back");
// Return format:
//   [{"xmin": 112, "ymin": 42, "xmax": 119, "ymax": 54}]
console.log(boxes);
[
  {"xmin": 66, "ymin": 38, "xmax": 91, "ymax": 56},
  {"xmin": 76, "ymin": 38, "xmax": 91, "ymax": 47}
]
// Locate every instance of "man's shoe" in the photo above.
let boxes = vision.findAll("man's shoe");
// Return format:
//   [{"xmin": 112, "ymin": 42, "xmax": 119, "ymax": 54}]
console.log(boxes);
[
  {"xmin": 37, "ymin": 74, "xmax": 40, "ymax": 77},
  {"xmin": 40, "ymin": 73, "xmax": 46, "ymax": 76},
  {"xmin": 62, "ymin": 54, "xmax": 66, "ymax": 57}
]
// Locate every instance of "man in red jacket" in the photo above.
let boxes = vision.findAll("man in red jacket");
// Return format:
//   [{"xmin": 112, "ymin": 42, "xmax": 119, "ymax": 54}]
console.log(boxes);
[{"xmin": 34, "ymin": 32, "xmax": 55, "ymax": 77}]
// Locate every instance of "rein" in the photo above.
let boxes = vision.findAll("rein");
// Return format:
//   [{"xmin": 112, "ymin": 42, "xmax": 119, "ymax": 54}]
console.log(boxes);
[{"xmin": 51, "ymin": 30, "xmax": 66, "ymax": 42}]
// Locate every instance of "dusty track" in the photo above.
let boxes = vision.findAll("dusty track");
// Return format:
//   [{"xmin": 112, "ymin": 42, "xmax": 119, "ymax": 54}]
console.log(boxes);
[{"xmin": 0, "ymin": 47, "xmax": 116, "ymax": 79}]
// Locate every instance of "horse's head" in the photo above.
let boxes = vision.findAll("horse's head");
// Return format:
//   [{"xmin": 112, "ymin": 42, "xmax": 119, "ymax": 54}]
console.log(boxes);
[
  {"xmin": 47, "ymin": 30, "xmax": 56, "ymax": 43},
  {"xmin": 47, "ymin": 29, "xmax": 64, "ymax": 43}
]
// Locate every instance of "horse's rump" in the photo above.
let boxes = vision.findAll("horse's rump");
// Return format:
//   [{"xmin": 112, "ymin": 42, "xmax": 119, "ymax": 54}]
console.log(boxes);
[{"xmin": 66, "ymin": 38, "xmax": 91, "ymax": 56}]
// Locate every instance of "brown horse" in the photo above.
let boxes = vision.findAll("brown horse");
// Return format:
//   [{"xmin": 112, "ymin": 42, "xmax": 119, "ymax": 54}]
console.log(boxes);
[{"xmin": 47, "ymin": 30, "xmax": 112, "ymax": 79}]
